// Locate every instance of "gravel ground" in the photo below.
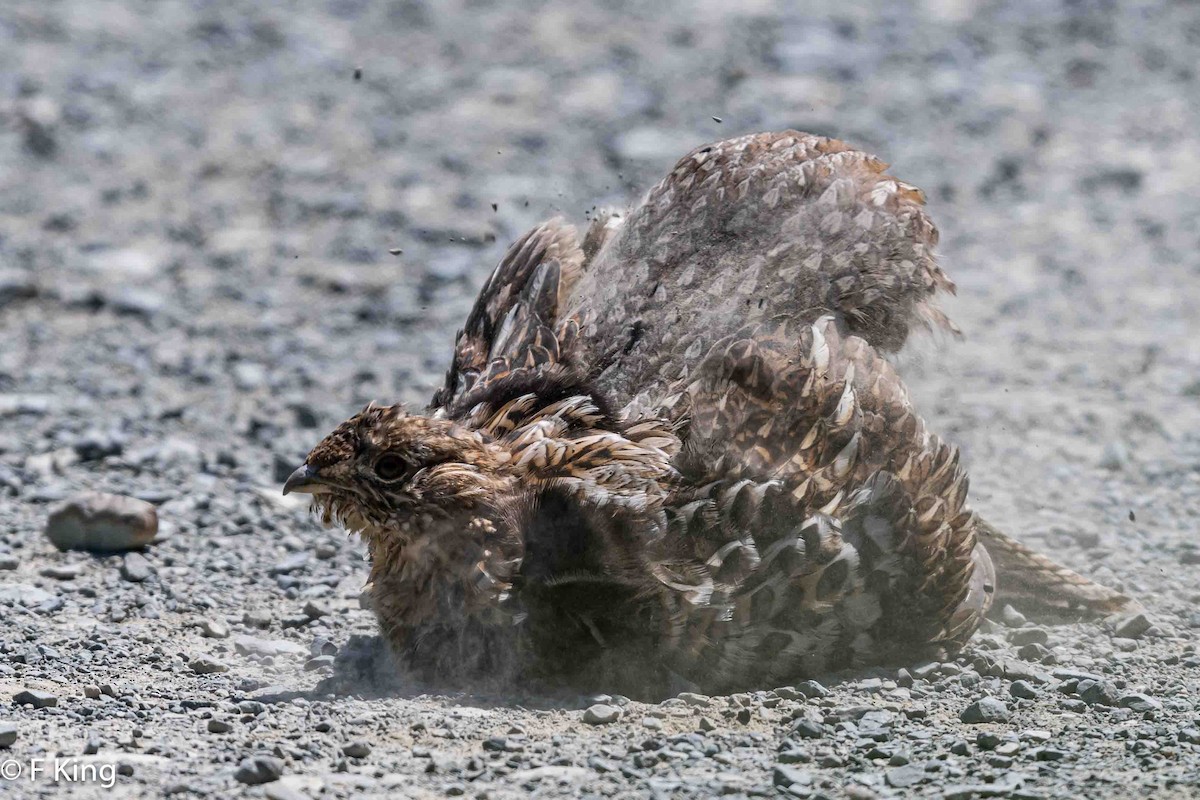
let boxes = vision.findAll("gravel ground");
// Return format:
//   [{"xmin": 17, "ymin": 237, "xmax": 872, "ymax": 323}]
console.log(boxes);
[{"xmin": 2, "ymin": 0, "xmax": 1200, "ymax": 797}]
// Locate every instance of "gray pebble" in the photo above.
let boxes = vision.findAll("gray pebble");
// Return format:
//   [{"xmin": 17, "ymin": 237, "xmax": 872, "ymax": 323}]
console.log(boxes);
[
  {"xmin": 40, "ymin": 563, "xmax": 84, "ymax": 580},
  {"xmin": 120, "ymin": 552, "xmax": 152, "ymax": 582},
  {"xmin": 200, "ymin": 620, "xmax": 230, "ymax": 639},
  {"xmin": 772, "ymin": 764, "xmax": 813, "ymax": 788},
  {"xmin": 234, "ymin": 636, "xmax": 306, "ymax": 657},
  {"xmin": 304, "ymin": 655, "xmax": 335, "ymax": 671},
  {"xmin": 959, "ymin": 697, "xmax": 1009, "ymax": 724},
  {"xmin": 1009, "ymin": 680, "xmax": 1040, "ymax": 700},
  {"xmin": 46, "ymin": 492, "xmax": 157, "ymax": 552},
  {"xmin": 1118, "ymin": 693, "xmax": 1162, "ymax": 712},
  {"xmin": 1110, "ymin": 610, "xmax": 1153, "ymax": 639},
  {"xmin": 302, "ymin": 600, "xmax": 330, "ymax": 619},
  {"xmin": 795, "ymin": 680, "xmax": 829, "ymax": 698},
  {"xmin": 790, "ymin": 718, "xmax": 825, "ymax": 739},
  {"xmin": 234, "ymin": 755, "xmax": 284, "ymax": 785},
  {"xmin": 343, "ymin": 740, "xmax": 372, "ymax": 758},
  {"xmin": 1080, "ymin": 681, "xmax": 1119, "ymax": 706},
  {"xmin": 582, "ymin": 704, "xmax": 621, "ymax": 725},
  {"xmin": 999, "ymin": 604, "xmax": 1027, "ymax": 628},
  {"xmin": 1008, "ymin": 627, "xmax": 1049, "ymax": 646},
  {"xmin": 189, "ymin": 656, "xmax": 230, "ymax": 675},
  {"xmin": 885, "ymin": 764, "xmax": 925, "ymax": 788}
]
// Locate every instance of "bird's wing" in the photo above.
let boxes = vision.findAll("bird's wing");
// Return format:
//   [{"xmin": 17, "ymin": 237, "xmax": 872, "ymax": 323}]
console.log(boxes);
[
  {"xmin": 429, "ymin": 219, "xmax": 586, "ymax": 413},
  {"xmin": 651, "ymin": 316, "xmax": 986, "ymax": 688},
  {"xmin": 564, "ymin": 130, "xmax": 955, "ymax": 413}
]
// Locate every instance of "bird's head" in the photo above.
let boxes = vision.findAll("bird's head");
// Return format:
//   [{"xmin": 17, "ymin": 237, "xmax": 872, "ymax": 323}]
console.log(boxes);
[{"xmin": 283, "ymin": 403, "xmax": 516, "ymax": 540}]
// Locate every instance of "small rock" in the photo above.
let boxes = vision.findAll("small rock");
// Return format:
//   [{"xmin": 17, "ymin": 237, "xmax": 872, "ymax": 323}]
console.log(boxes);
[
  {"xmin": 1018, "ymin": 643, "xmax": 1055, "ymax": 663},
  {"xmin": 772, "ymin": 764, "xmax": 813, "ymax": 788},
  {"xmin": 13, "ymin": 689, "xmax": 58, "ymax": 709},
  {"xmin": 1008, "ymin": 627, "xmax": 1049, "ymax": 646},
  {"xmin": 40, "ymin": 563, "xmax": 84, "ymax": 580},
  {"xmin": 270, "ymin": 553, "xmax": 310, "ymax": 575},
  {"xmin": 582, "ymin": 704, "xmax": 621, "ymax": 725},
  {"xmin": 1110, "ymin": 610, "xmax": 1152, "ymax": 640},
  {"xmin": 120, "ymin": 552, "xmax": 152, "ymax": 582},
  {"xmin": 1080, "ymin": 681, "xmax": 1119, "ymax": 707},
  {"xmin": 1118, "ymin": 693, "xmax": 1162, "ymax": 712},
  {"xmin": 1034, "ymin": 747, "xmax": 1067, "ymax": 761},
  {"xmin": 342, "ymin": 741, "xmax": 371, "ymax": 758},
  {"xmin": 207, "ymin": 719, "xmax": 232, "ymax": 733},
  {"xmin": 302, "ymin": 600, "xmax": 329, "ymax": 619},
  {"xmin": 200, "ymin": 620, "xmax": 230, "ymax": 639},
  {"xmin": 791, "ymin": 718, "xmax": 825, "ymax": 739},
  {"xmin": 304, "ymin": 656, "xmax": 335, "ymax": 671},
  {"xmin": 885, "ymin": 764, "xmax": 925, "ymax": 788},
  {"xmin": 960, "ymin": 698, "xmax": 1009, "ymax": 724},
  {"xmin": 0, "ymin": 722, "xmax": 17, "ymax": 748},
  {"xmin": 189, "ymin": 656, "xmax": 230, "ymax": 675},
  {"xmin": 1178, "ymin": 728, "xmax": 1200, "ymax": 745},
  {"xmin": 795, "ymin": 680, "xmax": 829, "ymax": 698},
  {"xmin": 0, "ymin": 554, "xmax": 18, "ymax": 570},
  {"xmin": 234, "ymin": 636, "xmax": 306, "ymax": 658},
  {"xmin": 641, "ymin": 716, "xmax": 662, "ymax": 730},
  {"xmin": 999, "ymin": 604, "xmax": 1027, "ymax": 628},
  {"xmin": 46, "ymin": 492, "xmax": 157, "ymax": 552},
  {"xmin": 234, "ymin": 756, "xmax": 283, "ymax": 785},
  {"xmin": 677, "ymin": 692, "xmax": 711, "ymax": 707},
  {"xmin": 1009, "ymin": 680, "xmax": 1039, "ymax": 700}
]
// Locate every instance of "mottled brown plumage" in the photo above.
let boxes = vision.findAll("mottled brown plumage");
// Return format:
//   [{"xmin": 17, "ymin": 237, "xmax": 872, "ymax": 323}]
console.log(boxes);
[{"xmin": 286, "ymin": 130, "xmax": 1128, "ymax": 694}]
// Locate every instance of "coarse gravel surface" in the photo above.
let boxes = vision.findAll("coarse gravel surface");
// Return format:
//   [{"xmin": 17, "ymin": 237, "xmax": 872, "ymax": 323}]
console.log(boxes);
[{"xmin": 2, "ymin": 0, "xmax": 1200, "ymax": 798}]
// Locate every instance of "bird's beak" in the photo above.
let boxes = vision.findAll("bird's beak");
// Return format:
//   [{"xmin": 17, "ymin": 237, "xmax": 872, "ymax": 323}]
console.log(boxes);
[{"xmin": 282, "ymin": 464, "xmax": 331, "ymax": 496}]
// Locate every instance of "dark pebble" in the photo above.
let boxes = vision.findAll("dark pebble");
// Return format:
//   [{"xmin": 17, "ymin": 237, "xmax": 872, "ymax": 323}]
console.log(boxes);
[{"xmin": 13, "ymin": 689, "xmax": 58, "ymax": 709}]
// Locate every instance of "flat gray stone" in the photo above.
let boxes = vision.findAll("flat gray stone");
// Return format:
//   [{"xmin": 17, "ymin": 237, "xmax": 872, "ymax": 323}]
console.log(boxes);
[
  {"xmin": 960, "ymin": 697, "xmax": 1009, "ymax": 724},
  {"xmin": 581, "ymin": 704, "xmax": 621, "ymax": 725},
  {"xmin": 234, "ymin": 636, "xmax": 306, "ymax": 658}
]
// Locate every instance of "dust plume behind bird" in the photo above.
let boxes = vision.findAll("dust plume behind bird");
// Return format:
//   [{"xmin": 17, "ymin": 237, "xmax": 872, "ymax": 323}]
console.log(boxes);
[{"xmin": 283, "ymin": 130, "xmax": 1129, "ymax": 695}]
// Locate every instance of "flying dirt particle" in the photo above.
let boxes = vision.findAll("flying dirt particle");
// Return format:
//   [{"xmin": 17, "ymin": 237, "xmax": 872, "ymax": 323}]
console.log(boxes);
[{"xmin": 353, "ymin": 66, "xmax": 363, "ymax": 81}]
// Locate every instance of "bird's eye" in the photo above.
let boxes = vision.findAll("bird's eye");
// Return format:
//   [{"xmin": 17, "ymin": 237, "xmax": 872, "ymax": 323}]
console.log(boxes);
[{"xmin": 373, "ymin": 454, "xmax": 410, "ymax": 481}]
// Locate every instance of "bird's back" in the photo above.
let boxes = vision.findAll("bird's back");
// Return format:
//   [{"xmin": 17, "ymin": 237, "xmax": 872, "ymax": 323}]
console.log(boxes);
[{"xmin": 566, "ymin": 131, "xmax": 954, "ymax": 417}]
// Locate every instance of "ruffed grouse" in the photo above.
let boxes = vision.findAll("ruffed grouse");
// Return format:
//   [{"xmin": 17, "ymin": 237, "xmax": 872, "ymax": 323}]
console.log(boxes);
[{"xmin": 284, "ymin": 131, "xmax": 1128, "ymax": 694}]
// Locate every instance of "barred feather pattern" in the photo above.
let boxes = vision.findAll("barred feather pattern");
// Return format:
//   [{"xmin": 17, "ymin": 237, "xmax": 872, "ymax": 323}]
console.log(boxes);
[{"xmin": 643, "ymin": 315, "xmax": 985, "ymax": 689}]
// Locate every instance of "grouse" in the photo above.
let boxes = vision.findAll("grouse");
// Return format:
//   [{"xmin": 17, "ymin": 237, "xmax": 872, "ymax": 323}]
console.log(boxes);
[{"xmin": 284, "ymin": 131, "xmax": 1128, "ymax": 694}]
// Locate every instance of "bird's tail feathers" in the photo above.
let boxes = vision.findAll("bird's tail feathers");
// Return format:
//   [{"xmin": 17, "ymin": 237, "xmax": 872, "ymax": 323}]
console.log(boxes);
[{"xmin": 977, "ymin": 517, "xmax": 1132, "ymax": 620}]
